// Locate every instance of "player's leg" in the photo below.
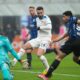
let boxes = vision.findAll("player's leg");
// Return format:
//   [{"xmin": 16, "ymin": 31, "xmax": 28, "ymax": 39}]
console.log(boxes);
[
  {"xmin": 1, "ymin": 63, "xmax": 13, "ymax": 80},
  {"xmin": 26, "ymin": 49, "xmax": 33, "ymax": 69},
  {"xmin": 37, "ymin": 41, "xmax": 50, "ymax": 70},
  {"xmin": 45, "ymin": 48, "xmax": 66, "ymax": 78},
  {"xmin": 22, "ymin": 38, "xmax": 40, "ymax": 69},
  {"xmin": 38, "ymin": 40, "xmax": 72, "ymax": 79},
  {"xmin": 73, "ymin": 48, "xmax": 80, "ymax": 65},
  {"xmin": 23, "ymin": 40, "xmax": 33, "ymax": 69},
  {"xmin": 72, "ymin": 39, "xmax": 80, "ymax": 65}
]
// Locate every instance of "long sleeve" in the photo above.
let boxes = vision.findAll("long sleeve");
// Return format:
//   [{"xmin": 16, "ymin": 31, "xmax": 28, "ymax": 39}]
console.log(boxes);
[{"xmin": 5, "ymin": 38, "xmax": 21, "ymax": 61}]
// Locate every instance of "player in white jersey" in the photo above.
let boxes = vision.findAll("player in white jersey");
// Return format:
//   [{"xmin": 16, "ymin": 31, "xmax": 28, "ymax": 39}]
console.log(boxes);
[{"xmin": 13, "ymin": 6, "xmax": 52, "ymax": 70}]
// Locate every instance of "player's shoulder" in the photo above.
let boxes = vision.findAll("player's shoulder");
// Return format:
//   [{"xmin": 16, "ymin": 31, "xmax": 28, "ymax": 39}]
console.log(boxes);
[
  {"xmin": 0, "ymin": 35, "xmax": 8, "ymax": 42},
  {"xmin": 42, "ymin": 15, "xmax": 50, "ymax": 20},
  {"xmin": 70, "ymin": 16, "xmax": 77, "ymax": 21},
  {"xmin": 2, "ymin": 36, "xmax": 9, "ymax": 42}
]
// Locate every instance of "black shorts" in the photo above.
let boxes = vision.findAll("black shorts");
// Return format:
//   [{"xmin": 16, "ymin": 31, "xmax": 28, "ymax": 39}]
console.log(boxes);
[{"xmin": 60, "ymin": 38, "xmax": 80, "ymax": 57}]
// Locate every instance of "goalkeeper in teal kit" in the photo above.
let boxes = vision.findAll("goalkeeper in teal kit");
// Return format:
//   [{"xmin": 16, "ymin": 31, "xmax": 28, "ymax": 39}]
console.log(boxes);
[{"xmin": 0, "ymin": 35, "xmax": 22, "ymax": 80}]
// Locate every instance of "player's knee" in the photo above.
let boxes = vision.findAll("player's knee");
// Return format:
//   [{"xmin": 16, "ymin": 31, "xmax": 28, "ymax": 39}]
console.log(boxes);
[
  {"xmin": 23, "ymin": 42, "xmax": 32, "ymax": 50},
  {"xmin": 37, "ymin": 54, "xmax": 41, "ymax": 57},
  {"xmin": 26, "ymin": 49, "xmax": 32, "ymax": 53}
]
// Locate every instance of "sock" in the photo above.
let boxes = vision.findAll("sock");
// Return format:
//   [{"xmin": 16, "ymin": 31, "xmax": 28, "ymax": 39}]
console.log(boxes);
[
  {"xmin": 40, "ymin": 55, "xmax": 49, "ymax": 70},
  {"xmin": 45, "ymin": 59, "xmax": 60, "ymax": 77},
  {"xmin": 13, "ymin": 48, "xmax": 25, "ymax": 65},
  {"xmin": 76, "ymin": 60, "xmax": 80, "ymax": 65},
  {"xmin": 27, "ymin": 53, "xmax": 32, "ymax": 67},
  {"xmin": 46, "ymin": 48, "xmax": 54, "ymax": 53}
]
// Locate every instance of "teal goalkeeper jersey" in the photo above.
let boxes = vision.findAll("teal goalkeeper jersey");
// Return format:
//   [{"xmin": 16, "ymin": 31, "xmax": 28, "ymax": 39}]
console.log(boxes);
[{"xmin": 0, "ymin": 35, "xmax": 20, "ymax": 64}]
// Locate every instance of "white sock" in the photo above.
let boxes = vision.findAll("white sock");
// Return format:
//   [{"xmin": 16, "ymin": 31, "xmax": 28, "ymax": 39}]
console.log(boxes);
[
  {"xmin": 13, "ymin": 48, "xmax": 25, "ymax": 66},
  {"xmin": 40, "ymin": 55, "xmax": 49, "ymax": 70}
]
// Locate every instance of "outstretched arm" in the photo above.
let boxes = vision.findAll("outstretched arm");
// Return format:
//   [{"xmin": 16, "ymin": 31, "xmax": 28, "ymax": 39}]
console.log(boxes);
[
  {"xmin": 53, "ymin": 33, "xmax": 68, "ymax": 42},
  {"xmin": 5, "ymin": 38, "xmax": 23, "ymax": 63}
]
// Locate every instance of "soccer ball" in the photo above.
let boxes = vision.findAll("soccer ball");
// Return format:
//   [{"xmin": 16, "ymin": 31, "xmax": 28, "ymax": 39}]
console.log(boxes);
[{"xmin": 22, "ymin": 59, "xmax": 29, "ymax": 69}]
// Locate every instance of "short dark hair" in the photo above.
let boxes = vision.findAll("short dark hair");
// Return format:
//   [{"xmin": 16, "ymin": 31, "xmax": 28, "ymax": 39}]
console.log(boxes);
[
  {"xmin": 29, "ymin": 6, "xmax": 35, "ymax": 9},
  {"xmin": 63, "ymin": 11, "xmax": 73, "ymax": 16},
  {"xmin": 36, "ymin": 6, "xmax": 44, "ymax": 10}
]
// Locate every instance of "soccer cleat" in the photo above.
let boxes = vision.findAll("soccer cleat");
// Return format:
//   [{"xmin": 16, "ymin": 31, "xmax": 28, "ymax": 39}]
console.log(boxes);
[
  {"xmin": 42, "ymin": 69, "xmax": 48, "ymax": 75},
  {"xmin": 38, "ymin": 74, "xmax": 49, "ymax": 80},
  {"xmin": 22, "ymin": 59, "xmax": 29, "ymax": 69}
]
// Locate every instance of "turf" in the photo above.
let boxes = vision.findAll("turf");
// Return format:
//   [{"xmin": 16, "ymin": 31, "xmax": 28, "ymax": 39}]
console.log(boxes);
[{"xmin": 0, "ymin": 53, "xmax": 80, "ymax": 80}]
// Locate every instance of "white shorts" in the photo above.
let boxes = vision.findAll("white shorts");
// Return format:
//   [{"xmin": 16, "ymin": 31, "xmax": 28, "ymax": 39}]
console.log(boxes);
[{"xmin": 28, "ymin": 37, "xmax": 51, "ymax": 51}]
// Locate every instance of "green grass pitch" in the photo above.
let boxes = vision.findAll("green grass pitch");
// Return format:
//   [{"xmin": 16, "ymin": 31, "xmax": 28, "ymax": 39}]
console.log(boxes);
[{"xmin": 0, "ymin": 53, "xmax": 80, "ymax": 80}]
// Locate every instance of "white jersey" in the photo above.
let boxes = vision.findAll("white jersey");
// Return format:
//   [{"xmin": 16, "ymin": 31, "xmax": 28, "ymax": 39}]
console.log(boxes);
[{"xmin": 36, "ymin": 15, "xmax": 52, "ymax": 40}]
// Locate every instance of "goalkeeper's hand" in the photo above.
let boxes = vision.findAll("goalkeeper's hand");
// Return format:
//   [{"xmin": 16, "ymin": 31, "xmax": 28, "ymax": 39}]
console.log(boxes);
[{"xmin": 18, "ymin": 60, "xmax": 24, "ymax": 64}]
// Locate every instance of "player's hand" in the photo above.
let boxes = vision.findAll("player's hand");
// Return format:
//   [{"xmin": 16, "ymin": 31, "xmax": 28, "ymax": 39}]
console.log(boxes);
[{"xmin": 37, "ymin": 27, "xmax": 40, "ymax": 30}]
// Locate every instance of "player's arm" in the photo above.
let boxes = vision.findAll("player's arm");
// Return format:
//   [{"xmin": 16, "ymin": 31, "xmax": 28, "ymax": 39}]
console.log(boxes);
[
  {"xmin": 39, "ymin": 23, "xmax": 51, "ymax": 30},
  {"xmin": 53, "ymin": 33, "xmax": 68, "ymax": 42},
  {"xmin": 5, "ymin": 38, "xmax": 23, "ymax": 63},
  {"xmin": 37, "ymin": 17, "xmax": 52, "ymax": 30}
]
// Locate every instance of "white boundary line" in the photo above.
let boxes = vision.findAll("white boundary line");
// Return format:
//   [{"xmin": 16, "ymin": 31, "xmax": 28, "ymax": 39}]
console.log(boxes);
[{"xmin": 11, "ymin": 70, "xmax": 80, "ymax": 78}]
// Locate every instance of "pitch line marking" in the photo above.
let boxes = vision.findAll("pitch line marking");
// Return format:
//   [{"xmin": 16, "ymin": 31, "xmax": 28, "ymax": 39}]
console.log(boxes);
[{"xmin": 11, "ymin": 70, "xmax": 80, "ymax": 78}]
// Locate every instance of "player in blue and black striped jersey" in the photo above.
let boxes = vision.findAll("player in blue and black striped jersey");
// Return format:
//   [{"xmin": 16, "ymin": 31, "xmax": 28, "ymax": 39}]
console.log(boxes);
[
  {"xmin": 38, "ymin": 11, "xmax": 80, "ymax": 80},
  {"xmin": 26, "ymin": 6, "xmax": 37, "ymax": 68}
]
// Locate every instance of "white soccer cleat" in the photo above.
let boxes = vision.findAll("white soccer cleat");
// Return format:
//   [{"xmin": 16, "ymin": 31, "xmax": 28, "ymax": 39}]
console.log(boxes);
[{"xmin": 22, "ymin": 59, "xmax": 29, "ymax": 69}]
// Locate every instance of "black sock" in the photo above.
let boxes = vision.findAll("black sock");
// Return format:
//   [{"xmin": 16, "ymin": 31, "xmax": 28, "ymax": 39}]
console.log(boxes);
[
  {"xmin": 27, "ymin": 53, "xmax": 32, "ymax": 67},
  {"xmin": 45, "ymin": 59, "xmax": 60, "ymax": 78},
  {"xmin": 76, "ymin": 60, "xmax": 80, "ymax": 65}
]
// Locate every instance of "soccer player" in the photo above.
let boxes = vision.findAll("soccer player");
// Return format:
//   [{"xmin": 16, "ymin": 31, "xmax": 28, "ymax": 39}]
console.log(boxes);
[
  {"xmin": 38, "ymin": 11, "xmax": 80, "ymax": 80},
  {"xmin": 14, "ymin": 6, "xmax": 52, "ymax": 71},
  {"xmin": 26, "ymin": 6, "xmax": 37, "ymax": 68},
  {"xmin": 13, "ymin": 6, "xmax": 37, "ymax": 68},
  {"xmin": 0, "ymin": 33, "xmax": 22, "ymax": 80}
]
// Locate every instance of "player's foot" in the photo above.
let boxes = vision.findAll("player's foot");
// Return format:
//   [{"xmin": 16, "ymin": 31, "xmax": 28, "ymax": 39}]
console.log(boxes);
[
  {"xmin": 38, "ymin": 74, "xmax": 49, "ymax": 80},
  {"xmin": 42, "ymin": 69, "xmax": 48, "ymax": 75},
  {"xmin": 22, "ymin": 59, "xmax": 29, "ymax": 69}
]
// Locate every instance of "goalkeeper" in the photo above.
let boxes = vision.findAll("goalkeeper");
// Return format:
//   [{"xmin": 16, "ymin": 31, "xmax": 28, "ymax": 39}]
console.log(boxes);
[{"xmin": 0, "ymin": 33, "xmax": 22, "ymax": 80}]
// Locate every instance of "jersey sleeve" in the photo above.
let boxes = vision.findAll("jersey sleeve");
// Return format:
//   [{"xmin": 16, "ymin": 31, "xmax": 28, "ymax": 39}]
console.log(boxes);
[
  {"xmin": 5, "ymin": 38, "xmax": 21, "ymax": 60},
  {"xmin": 73, "ymin": 17, "xmax": 78, "ymax": 24},
  {"xmin": 5, "ymin": 38, "xmax": 13, "ymax": 51}
]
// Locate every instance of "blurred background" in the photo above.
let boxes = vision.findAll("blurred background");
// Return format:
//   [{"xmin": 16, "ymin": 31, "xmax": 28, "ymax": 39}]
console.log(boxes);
[{"xmin": 0, "ymin": 0, "xmax": 80, "ymax": 50}]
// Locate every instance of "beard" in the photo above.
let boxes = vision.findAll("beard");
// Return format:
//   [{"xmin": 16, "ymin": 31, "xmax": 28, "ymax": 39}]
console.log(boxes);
[{"xmin": 38, "ymin": 16, "xmax": 43, "ymax": 19}]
